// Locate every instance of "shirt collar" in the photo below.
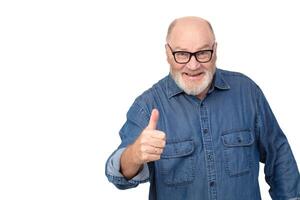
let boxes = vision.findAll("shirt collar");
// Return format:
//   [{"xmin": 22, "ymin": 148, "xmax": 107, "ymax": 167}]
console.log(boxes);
[
  {"xmin": 167, "ymin": 68, "xmax": 230, "ymax": 98},
  {"xmin": 211, "ymin": 68, "xmax": 231, "ymax": 91},
  {"xmin": 166, "ymin": 74, "xmax": 184, "ymax": 98}
]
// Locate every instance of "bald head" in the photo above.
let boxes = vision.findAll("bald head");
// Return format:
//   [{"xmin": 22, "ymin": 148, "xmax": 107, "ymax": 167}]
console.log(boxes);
[{"xmin": 166, "ymin": 16, "xmax": 215, "ymax": 43}]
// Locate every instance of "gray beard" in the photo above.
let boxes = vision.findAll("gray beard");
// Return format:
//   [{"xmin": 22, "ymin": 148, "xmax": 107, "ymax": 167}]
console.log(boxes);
[{"xmin": 170, "ymin": 69, "xmax": 214, "ymax": 96}]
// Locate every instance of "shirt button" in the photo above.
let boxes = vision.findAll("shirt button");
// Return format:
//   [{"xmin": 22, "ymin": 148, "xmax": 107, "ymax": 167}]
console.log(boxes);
[
  {"xmin": 207, "ymin": 154, "xmax": 212, "ymax": 161},
  {"xmin": 203, "ymin": 128, "xmax": 208, "ymax": 134},
  {"xmin": 237, "ymin": 137, "xmax": 242, "ymax": 143},
  {"xmin": 200, "ymin": 102, "xmax": 204, "ymax": 107},
  {"xmin": 210, "ymin": 181, "xmax": 215, "ymax": 187}
]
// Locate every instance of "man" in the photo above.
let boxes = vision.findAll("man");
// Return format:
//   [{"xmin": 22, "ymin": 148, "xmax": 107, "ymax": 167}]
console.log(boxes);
[{"xmin": 105, "ymin": 16, "xmax": 300, "ymax": 199}]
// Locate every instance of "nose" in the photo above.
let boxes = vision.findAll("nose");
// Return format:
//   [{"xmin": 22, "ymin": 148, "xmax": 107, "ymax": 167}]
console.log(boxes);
[{"xmin": 186, "ymin": 55, "xmax": 200, "ymax": 70}]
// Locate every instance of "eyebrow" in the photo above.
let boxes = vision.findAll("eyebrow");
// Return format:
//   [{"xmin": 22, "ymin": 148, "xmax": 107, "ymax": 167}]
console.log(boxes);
[{"xmin": 173, "ymin": 44, "xmax": 212, "ymax": 51}]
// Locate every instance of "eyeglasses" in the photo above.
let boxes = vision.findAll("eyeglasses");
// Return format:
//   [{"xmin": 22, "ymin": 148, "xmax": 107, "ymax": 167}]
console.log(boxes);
[{"xmin": 167, "ymin": 43, "xmax": 214, "ymax": 64}]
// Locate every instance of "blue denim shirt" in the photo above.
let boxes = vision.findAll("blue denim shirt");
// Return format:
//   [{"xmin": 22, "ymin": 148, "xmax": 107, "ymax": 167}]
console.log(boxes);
[{"xmin": 105, "ymin": 68, "xmax": 300, "ymax": 200}]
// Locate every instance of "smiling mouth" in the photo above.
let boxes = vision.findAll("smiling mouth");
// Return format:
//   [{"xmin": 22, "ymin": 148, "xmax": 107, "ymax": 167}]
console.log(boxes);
[{"xmin": 183, "ymin": 72, "xmax": 205, "ymax": 77}]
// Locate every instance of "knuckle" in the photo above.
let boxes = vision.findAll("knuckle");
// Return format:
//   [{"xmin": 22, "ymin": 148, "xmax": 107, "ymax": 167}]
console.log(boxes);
[
  {"xmin": 152, "ymin": 154, "xmax": 160, "ymax": 161},
  {"xmin": 161, "ymin": 132, "xmax": 166, "ymax": 140},
  {"xmin": 157, "ymin": 131, "xmax": 166, "ymax": 139},
  {"xmin": 158, "ymin": 148, "xmax": 163, "ymax": 154}
]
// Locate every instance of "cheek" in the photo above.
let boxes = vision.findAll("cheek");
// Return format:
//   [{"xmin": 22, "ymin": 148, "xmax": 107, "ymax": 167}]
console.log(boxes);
[
  {"xmin": 203, "ymin": 63, "xmax": 216, "ymax": 72},
  {"xmin": 170, "ymin": 62, "xmax": 185, "ymax": 71}
]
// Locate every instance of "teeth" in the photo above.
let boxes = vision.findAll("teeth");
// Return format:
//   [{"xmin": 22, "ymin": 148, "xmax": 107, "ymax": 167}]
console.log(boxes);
[
  {"xmin": 186, "ymin": 73, "xmax": 201, "ymax": 76},
  {"xmin": 183, "ymin": 72, "xmax": 205, "ymax": 78}
]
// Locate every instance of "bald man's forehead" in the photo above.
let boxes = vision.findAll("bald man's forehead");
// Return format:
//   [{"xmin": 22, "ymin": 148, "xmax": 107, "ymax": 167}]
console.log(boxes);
[
  {"xmin": 170, "ymin": 23, "xmax": 214, "ymax": 42},
  {"xmin": 166, "ymin": 17, "xmax": 215, "ymax": 43}
]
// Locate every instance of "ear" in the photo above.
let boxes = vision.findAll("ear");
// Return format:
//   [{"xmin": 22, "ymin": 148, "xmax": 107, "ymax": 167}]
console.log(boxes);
[
  {"xmin": 214, "ymin": 42, "xmax": 218, "ymax": 53},
  {"xmin": 165, "ymin": 44, "xmax": 172, "ymax": 64},
  {"xmin": 213, "ymin": 42, "xmax": 218, "ymax": 60}
]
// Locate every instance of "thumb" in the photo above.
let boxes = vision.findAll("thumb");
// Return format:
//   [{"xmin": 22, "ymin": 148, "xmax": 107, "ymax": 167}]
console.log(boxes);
[{"xmin": 147, "ymin": 109, "xmax": 159, "ymax": 130}]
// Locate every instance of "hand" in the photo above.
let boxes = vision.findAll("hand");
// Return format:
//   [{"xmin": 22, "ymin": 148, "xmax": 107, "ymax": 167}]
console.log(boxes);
[
  {"xmin": 120, "ymin": 109, "xmax": 166, "ymax": 179},
  {"xmin": 130, "ymin": 108, "xmax": 166, "ymax": 165}
]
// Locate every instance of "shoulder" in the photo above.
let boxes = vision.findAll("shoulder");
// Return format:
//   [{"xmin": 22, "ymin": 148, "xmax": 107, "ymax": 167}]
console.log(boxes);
[
  {"xmin": 217, "ymin": 68, "xmax": 259, "ymax": 89},
  {"xmin": 218, "ymin": 68, "xmax": 255, "ymax": 83},
  {"xmin": 130, "ymin": 75, "xmax": 169, "ymax": 116},
  {"xmin": 217, "ymin": 68, "xmax": 267, "ymax": 106}
]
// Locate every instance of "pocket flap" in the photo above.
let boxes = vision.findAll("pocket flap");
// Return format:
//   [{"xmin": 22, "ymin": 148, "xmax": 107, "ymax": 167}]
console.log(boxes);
[
  {"xmin": 222, "ymin": 130, "xmax": 254, "ymax": 147},
  {"xmin": 161, "ymin": 140, "xmax": 194, "ymax": 158}
]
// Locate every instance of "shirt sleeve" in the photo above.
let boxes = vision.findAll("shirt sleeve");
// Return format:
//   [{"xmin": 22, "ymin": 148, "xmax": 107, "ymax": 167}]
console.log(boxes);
[
  {"xmin": 255, "ymin": 86, "xmax": 300, "ymax": 199},
  {"xmin": 105, "ymin": 101, "xmax": 152, "ymax": 189},
  {"xmin": 105, "ymin": 148, "xmax": 150, "ymax": 189}
]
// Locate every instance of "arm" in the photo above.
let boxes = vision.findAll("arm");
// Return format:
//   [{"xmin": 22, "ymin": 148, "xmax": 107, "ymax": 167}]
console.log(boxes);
[
  {"xmin": 105, "ymin": 148, "xmax": 150, "ymax": 190},
  {"xmin": 105, "ymin": 105, "xmax": 165, "ymax": 189},
  {"xmin": 120, "ymin": 109, "xmax": 165, "ymax": 179},
  {"xmin": 255, "ymin": 86, "xmax": 300, "ymax": 199}
]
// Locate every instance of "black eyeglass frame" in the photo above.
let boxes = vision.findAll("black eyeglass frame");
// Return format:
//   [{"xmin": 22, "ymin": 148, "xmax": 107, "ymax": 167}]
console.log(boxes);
[{"xmin": 167, "ymin": 43, "xmax": 214, "ymax": 64}]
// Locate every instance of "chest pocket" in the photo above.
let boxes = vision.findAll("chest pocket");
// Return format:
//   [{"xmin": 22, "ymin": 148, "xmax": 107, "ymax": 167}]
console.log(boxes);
[
  {"xmin": 222, "ymin": 129, "xmax": 254, "ymax": 177},
  {"xmin": 157, "ymin": 139, "xmax": 195, "ymax": 186}
]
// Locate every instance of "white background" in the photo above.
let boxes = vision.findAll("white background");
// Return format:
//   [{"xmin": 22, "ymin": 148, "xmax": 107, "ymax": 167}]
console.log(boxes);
[{"xmin": 0, "ymin": 0, "xmax": 299, "ymax": 199}]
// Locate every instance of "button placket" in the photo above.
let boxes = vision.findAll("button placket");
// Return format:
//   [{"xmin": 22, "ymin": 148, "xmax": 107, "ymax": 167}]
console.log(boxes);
[{"xmin": 199, "ymin": 102, "xmax": 218, "ymax": 200}]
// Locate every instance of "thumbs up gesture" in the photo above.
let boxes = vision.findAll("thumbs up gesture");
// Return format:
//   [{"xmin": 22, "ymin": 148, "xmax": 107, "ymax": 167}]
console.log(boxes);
[
  {"xmin": 146, "ymin": 108, "xmax": 160, "ymax": 130},
  {"xmin": 120, "ymin": 109, "xmax": 166, "ymax": 179},
  {"xmin": 131, "ymin": 109, "xmax": 166, "ymax": 164}
]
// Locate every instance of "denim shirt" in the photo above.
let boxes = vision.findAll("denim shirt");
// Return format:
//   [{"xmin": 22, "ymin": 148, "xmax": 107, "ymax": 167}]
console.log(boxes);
[{"xmin": 105, "ymin": 68, "xmax": 300, "ymax": 200}]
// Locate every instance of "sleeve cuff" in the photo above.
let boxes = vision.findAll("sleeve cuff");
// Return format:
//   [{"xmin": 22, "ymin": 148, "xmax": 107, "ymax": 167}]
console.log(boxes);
[{"xmin": 106, "ymin": 148, "xmax": 149, "ymax": 183}]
